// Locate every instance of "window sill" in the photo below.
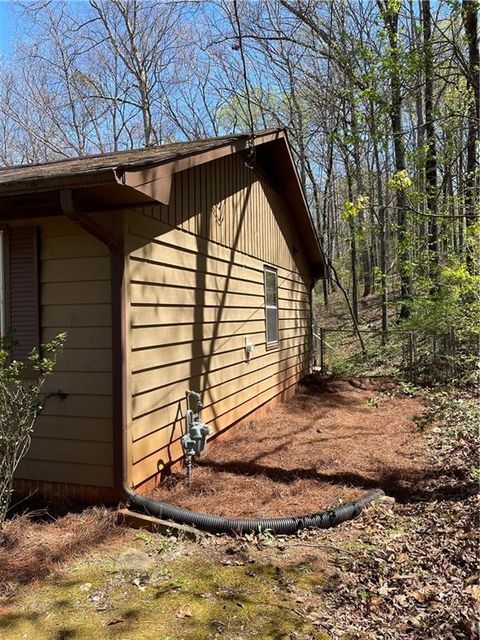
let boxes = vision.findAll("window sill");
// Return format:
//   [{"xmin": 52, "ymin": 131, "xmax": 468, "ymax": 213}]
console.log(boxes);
[{"xmin": 266, "ymin": 341, "xmax": 279, "ymax": 352}]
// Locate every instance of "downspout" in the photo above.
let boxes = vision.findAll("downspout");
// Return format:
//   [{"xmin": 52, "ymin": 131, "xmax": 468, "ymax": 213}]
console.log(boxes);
[
  {"xmin": 60, "ymin": 189, "xmax": 134, "ymax": 500},
  {"xmin": 110, "ymin": 245, "xmax": 134, "ymax": 499},
  {"xmin": 61, "ymin": 189, "xmax": 383, "ymax": 534}
]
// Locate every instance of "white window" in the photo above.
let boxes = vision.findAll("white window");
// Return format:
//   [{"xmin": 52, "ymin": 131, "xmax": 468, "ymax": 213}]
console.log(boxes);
[
  {"xmin": 264, "ymin": 266, "xmax": 279, "ymax": 347},
  {"xmin": 0, "ymin": 230, "xmax": 5, "ymax": 337}
]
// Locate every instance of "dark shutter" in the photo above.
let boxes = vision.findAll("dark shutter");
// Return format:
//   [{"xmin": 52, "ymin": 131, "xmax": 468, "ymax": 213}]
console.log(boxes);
[{"xmin": 8, "ymin": 226, "xmax": 40, "ymax": 360}]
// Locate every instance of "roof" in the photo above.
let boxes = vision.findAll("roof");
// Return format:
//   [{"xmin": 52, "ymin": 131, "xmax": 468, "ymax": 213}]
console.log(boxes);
[
  {"xmin": 0, "ymin": 129, "xmax": 325, "ymax": 275},
  {"xmin": 0, "ymin": 132, "xmax": 270, "ymax": 189}
]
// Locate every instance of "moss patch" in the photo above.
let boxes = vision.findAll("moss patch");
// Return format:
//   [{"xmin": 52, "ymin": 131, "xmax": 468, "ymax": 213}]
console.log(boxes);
[{"xmin": 0, "ymin": 542, "xmax": 330, "ymax": 640}]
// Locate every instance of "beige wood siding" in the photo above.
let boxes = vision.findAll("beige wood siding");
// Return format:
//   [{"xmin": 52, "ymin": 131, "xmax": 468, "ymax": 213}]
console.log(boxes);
[
  {"xmin": 14, "ymin": 217, "xmax": 114, "ymax": 487},
  {"xmin": 126, "ymin": 153, "xmax": 312, "ymax": 487}
]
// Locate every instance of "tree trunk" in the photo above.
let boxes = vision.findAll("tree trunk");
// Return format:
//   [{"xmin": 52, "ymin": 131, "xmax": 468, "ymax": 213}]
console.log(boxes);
[
  {"xmin": 371, "ymin": 106, "xmax": 389, "ymax": 341},
  {"xmin": 412, "ymin": 0, "xmax": 427, "ymax": 244},
  {"xmin": 351, "ymin": 106, "xmax": 373, "ymax": 298},
  {"xmin": 379, "ymin": 1, "xmax": 412, "ymax": 317},
  {"xmin": 462, "ymin": 0, "xmax": 480, "ymax": 272},
  {"xmin": 321, "ymin": 136, "xmax": 336, "ymax": 307},
  {"xmin": 345, "ymin": 164, "xmax": 359, "ymax": 326},
  {"xmin": 422, "ymin": 0, "xmax": 439, "ymax": 274}
]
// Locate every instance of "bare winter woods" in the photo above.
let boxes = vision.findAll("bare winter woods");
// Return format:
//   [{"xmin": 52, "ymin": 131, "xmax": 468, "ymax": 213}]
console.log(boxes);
[{"xmin": 0, "ymin": 0, "xmax": 478, "ymax": 344}]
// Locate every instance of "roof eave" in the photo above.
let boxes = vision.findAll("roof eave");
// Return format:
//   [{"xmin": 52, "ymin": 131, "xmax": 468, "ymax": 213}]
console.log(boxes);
[
  {"xmin": 0, "ymin": 128, "xmax": 325, "ymax": 275},
  {"xmin": 0, "ymin": 167, "xmax": 117, "ymax": 197},
  {"xmin": 115, "ymin": 130, "xmax": 285, "ymax": 206}
]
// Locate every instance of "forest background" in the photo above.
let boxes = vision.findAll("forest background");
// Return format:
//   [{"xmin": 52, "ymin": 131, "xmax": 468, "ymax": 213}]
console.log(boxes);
[{"xmin": 0, "ymin": 0, "xmax": 478, "ymax": 379}]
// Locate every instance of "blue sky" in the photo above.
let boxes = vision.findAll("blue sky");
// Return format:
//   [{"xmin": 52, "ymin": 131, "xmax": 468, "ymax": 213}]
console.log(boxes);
[{"xmin": 0, "ymin": 1, "xmax": 17, "ymax": 58}]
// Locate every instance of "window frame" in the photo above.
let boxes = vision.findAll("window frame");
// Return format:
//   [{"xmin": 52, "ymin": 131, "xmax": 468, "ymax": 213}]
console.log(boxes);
[{"xmin": 264, "ymin": 265, "xmax": 279, "ymax": 350}]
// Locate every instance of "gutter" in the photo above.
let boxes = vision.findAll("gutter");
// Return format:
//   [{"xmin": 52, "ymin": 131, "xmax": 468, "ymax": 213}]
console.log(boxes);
[{"xmin": 0, "ymin": 170, "xmax": 116, "ymax": 198}]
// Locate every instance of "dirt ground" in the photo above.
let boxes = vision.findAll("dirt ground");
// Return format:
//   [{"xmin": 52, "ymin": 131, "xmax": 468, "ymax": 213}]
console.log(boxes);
[{"xmin": 152, "ymin": 375, "xmax": 426, "ymax": 517}]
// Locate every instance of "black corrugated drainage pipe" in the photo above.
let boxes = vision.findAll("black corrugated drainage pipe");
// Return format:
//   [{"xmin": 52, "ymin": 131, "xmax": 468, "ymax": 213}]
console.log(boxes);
[{"xmin": 124, "ymin": 487, "xmax": 384, "ymax": 535}]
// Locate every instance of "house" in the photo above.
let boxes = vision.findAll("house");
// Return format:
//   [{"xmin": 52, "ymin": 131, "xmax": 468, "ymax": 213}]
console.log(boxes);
[{"xmin": 0, "ymin": 129, "xmax": 325, "ymax": 502}]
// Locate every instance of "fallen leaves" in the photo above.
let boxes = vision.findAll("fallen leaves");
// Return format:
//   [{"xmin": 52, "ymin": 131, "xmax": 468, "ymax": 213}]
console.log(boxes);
[
  {"xmin": 315, "ymin": 388, "xmax": 479, "ymax": 640},
  {"xmin": 466, "ymin": 585, "xmax": 480, "ymax": 612}
]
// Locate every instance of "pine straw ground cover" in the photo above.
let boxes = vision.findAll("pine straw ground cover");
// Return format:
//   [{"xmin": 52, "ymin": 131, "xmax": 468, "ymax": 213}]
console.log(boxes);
[
  {"xmin": 152, "ymin": 375, "xmax": 427, "ymax": 517},
  {"xmin": 0, "ymin": 508, "xmax": 122, "ymax": 598}
]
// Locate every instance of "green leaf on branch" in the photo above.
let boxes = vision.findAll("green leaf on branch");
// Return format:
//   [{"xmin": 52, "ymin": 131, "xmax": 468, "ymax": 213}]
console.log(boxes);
[{"xmin": 341, "ymin": 195, "xmax": 369, "ymax": 222}]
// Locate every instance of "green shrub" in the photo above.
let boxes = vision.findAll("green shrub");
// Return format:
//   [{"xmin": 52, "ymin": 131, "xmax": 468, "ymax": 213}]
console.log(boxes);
[{"xmin": 0, "ymin": 333, "xmax": 66, "ymax": 522}]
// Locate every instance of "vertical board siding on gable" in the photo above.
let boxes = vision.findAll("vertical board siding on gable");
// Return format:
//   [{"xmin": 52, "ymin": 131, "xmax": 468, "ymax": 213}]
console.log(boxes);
[
  {"xmin": 127, "ymin": 154, "xmax": 312, "ymax": 487},
  {"xmin": 15, "ymin": 217, "xmax": 114, "ymax": 487}
]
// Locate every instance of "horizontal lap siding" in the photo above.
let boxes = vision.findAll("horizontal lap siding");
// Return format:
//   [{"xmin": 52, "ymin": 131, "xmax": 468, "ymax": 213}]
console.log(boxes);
[
  {"xmin": 127, "ymin": 153, "xmax": 312, "ymax": 487},
  {"xmin": 15, "ymin": 217, "xmax": 114, "ymax": 487}
]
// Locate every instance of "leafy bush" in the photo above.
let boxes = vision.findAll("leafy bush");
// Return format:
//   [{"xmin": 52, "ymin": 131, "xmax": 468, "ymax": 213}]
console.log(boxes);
[
  {"xmin": 402, "ymin": 260, "xmax": 480, "ymax": 384},
  {"xmin": 0, "ymin": 333, "xmax": 66, "ymax": 522},
  {"xmin": 404, "ymin": 261, "xmax": 480, "ymax": 339}
]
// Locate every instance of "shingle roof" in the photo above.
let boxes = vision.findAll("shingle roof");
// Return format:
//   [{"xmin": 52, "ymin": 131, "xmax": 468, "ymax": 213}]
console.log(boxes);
[
  {"xmin": 0, "ymin": 131, "xmax": 279, "ymax": 187},
  {"xmin": 0, "ymin": 128, "xmax": 325, "ymax": 273}
]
